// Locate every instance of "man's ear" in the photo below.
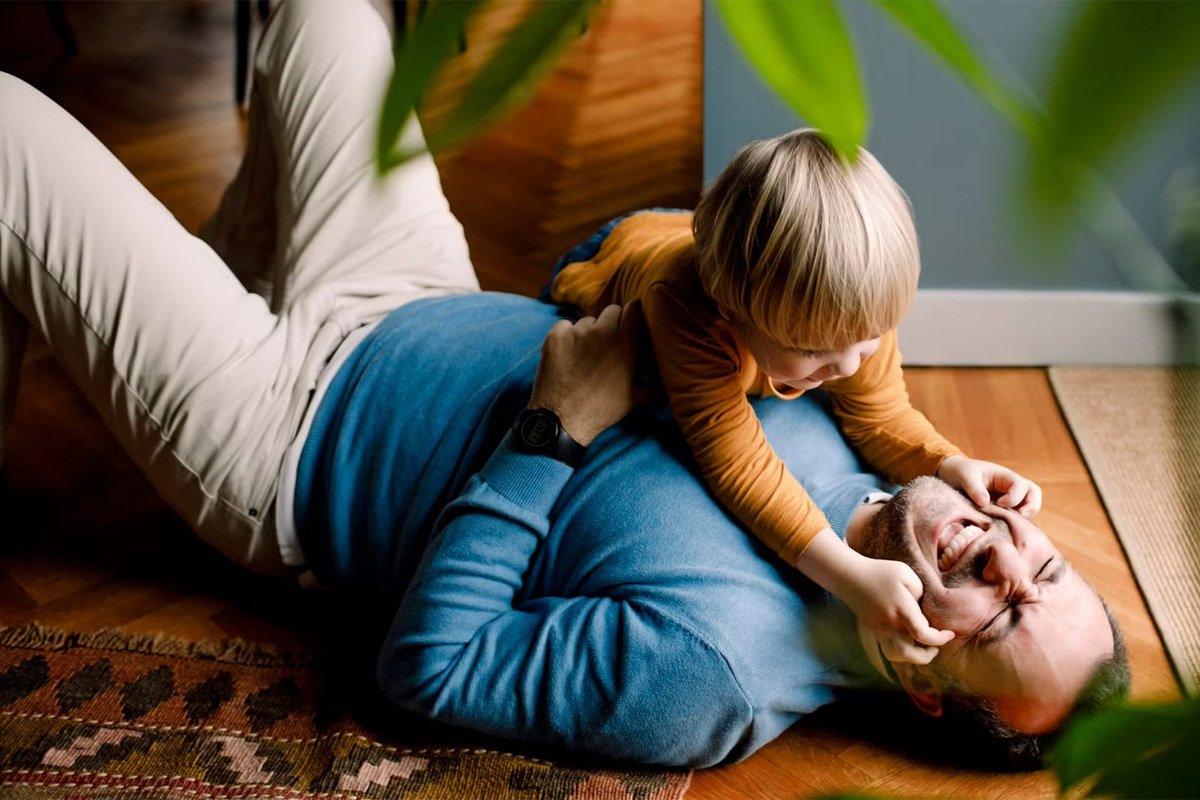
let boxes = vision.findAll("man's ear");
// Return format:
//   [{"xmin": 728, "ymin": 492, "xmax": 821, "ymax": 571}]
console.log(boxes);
[{"xmin": 893, "ymin": 662, "xmax": 944, "ymax": 717}]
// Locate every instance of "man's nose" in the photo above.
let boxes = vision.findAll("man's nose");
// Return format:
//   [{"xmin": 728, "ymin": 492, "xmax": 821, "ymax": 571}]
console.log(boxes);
[{"xmin": 981, "ymin": 543, "xmax": 1037, "ymax": 599}]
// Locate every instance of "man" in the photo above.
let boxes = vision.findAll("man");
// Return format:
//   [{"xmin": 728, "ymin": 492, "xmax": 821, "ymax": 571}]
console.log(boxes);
[
  {"xmin": 287, "ymin": 291, "xmax": 1126, "ymax": 769},
  {"xmin": 0, "ymin": 0, "xmax": 1126, "ymax": 772},
  {"xmin": 851, "ymin": 479, "xmax": 1129, "ymax": 764}
]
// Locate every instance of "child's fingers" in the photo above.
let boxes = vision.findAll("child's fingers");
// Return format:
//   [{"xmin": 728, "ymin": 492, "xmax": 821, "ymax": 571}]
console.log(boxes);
[
  {"xmin": 893, "ymin": 585, "xmax": 946, "ymax": 644},
  {"xmin": 963, "ymin": 475, "xmax": 989, "ymax": 507},
  {"xmin": 997, "ymin": 477, "xmax": 1030, "ymax": 509},
  {"xmin": 912, "ymin": 625, "xmax": 955, "ymax": 648},
  {"xmin": 899, "ymin": 601, "xmax": 954, "ymax": 647},
  {"xmin": 880, "ymin": 634, "xmax": 939, "ymax": 666},
  {"xmin": 894, "ymin": 562, "xmax": 924, "ymax": 601},
  {"xmin": 1019, "ymin": 481, "xmax": 1043, "ymax": 517},
  {"xmin": 890, "ymin": 564, "xmax": 953, "ymax": 648}
]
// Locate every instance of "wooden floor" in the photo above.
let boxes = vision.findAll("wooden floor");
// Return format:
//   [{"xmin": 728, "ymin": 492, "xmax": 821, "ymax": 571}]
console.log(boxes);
[{"xmin": 0, "ymin": 2, "xmax": 1180, "ymax": 798}]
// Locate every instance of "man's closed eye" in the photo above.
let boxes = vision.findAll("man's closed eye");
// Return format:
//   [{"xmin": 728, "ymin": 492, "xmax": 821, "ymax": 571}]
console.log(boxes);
[{"xmin": 974, "ymin": 557, "xmax": 1064, "ymax": 647}]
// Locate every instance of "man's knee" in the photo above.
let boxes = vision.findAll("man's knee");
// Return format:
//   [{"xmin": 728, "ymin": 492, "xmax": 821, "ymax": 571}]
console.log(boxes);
[
  {"xmin": 0, "ymin": 74, "xmax": 71, "ymax": 213},
  {"xmin": 254, "ymin": 0, "xmax": 393, "ymax": 84},
  {"xmin": 0, "ymin": 73, "xmax": 55, "ymax": 147}
]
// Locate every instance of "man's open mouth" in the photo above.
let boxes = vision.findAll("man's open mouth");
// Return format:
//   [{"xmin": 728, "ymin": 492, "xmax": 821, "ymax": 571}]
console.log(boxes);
[{"xmin": 935, "ymin": 518, "xmax": 988, "ymax": 572}]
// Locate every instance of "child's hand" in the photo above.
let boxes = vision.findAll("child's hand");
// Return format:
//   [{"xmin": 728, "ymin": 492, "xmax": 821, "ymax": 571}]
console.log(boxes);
[
  {"xmin": 797, "ymin": 528, "xmax": 953, "ymax": 665},
  {"xmin": 839, "ymin": 555, "xmax": 954, "ymax": 665},
  {"xmin": 937, "ymin": 455, "xmax": 1042, "ymax": 518}
]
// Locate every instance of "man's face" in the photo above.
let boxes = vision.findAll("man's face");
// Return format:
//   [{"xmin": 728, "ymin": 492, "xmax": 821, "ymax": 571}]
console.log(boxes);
[{"xmin": 861, "ymin": 477, "xmax": 1115, "ymax": 733}]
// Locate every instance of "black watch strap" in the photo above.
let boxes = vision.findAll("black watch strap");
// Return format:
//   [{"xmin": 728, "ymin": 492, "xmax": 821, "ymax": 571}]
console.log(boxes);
[{"xmin": 511, "ymin": 408, "xmax": 587, "ymax": 467}]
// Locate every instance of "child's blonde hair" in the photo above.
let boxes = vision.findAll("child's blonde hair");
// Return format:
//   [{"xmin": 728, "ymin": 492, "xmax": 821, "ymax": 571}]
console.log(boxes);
[{"xmin": 693, "ymin": 129, "xmax": 920, "ymax": 350}]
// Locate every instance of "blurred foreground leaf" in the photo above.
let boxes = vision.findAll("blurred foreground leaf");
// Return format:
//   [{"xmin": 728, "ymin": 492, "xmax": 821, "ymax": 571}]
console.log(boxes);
[
  {"xmin": 716, "ymin": 0, "xmax": 866, "ymax": 161},
  {"xmin": 1031, "ymin": 0, "xmax": 1200, "ymax": 224},
  {"xmin": 427, "ymin": 0, "xmax": 597, "ymax": 154},
  {"xmin": 377, "ymin": 0, "xmax": 483, "ymax": 173},
  {"xmin": 1050, "ymin": 697, "xmax": 1200, "ymax": 798},
  {"xmin": 873, "ymin": 0, "xmax": 1036, "ymax": 137}
]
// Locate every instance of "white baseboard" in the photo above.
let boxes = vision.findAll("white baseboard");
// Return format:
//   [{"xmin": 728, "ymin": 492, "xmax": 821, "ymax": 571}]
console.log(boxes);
[{"xmin": 897, "ymin": 290, "xmax": 1200, "ymax": 366}]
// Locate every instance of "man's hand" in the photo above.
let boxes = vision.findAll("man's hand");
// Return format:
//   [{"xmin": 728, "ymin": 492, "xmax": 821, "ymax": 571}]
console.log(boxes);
[
  {"xmin": 937, "ymin": 455, "xmax": 1042, "ymax": 518},
  {"xmin": 529, "ymin": 302, "xmax": 645, "ymax": 446}
]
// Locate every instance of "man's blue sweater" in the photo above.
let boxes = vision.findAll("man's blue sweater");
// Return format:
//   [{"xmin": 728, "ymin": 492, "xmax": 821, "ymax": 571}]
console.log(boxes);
[{"xmin": 294, "ymin": 293, "xmax": 890, "ymax": 767}]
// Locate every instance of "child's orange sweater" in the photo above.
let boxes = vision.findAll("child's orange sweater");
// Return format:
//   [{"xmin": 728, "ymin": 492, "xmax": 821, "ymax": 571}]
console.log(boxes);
[{"xmin": 550, "ymin": 211, "xmax": 963, "ymax": 565}]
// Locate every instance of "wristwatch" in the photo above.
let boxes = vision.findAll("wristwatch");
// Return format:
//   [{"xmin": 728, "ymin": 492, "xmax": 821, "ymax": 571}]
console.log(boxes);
[{"xmin": 511, "ymin": 408, "xmax": 587, "ymax": 467}]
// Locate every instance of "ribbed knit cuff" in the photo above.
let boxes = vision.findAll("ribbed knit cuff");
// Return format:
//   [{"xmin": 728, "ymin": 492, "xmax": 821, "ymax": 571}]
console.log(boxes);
[
  {"xmin": 478, "ymin": 432, "xmax": 575, "ymax": 519},
  {"xmin": 823, "ymin": 482, "xmax": 889, "ymax": 542}
]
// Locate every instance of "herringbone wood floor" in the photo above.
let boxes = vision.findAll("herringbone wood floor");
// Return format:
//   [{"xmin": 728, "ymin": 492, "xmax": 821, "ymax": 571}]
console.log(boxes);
[{"xmin": 0, "ymin": 2, "xmax": 1180, "ymax": 798}]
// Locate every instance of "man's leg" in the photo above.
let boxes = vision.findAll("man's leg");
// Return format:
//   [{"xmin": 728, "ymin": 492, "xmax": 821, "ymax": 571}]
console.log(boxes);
[
  {"xmin": 202, "ymin": 0, "xmax": 479, "ymax": 325},
  {"xmin": 0, "ymin": 73, "xmax": 297, "ymax": 575},
  {"xmin": 199, "ymin": 91, "xmax": 280, "ymax": 305}
]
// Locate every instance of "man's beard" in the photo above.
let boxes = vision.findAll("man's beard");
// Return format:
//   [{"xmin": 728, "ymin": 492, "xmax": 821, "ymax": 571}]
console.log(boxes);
[
  {"xmin": 858, "ymin": 479, "xmax": 922, "ymax": 564},
  {"xmin": 856, "ymin": 476, "xmax": 959, "ymax": 594}
]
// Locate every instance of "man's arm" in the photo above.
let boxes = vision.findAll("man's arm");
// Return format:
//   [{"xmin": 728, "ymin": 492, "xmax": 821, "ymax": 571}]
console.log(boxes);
[{"xmin": 377, "ymin": 304, "xmax": 754, "ymax": 767}]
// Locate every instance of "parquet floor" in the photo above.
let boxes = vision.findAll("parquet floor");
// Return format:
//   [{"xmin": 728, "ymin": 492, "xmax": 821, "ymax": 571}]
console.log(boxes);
[{"xmin": 0, "ymin": 2, "xmax": 1180, "ymax": 798}]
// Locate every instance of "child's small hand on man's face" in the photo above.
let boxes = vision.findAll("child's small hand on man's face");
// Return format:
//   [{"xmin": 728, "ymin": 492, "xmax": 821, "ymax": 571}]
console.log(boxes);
[
  {"xmin": 798, "ymin": 528, "xmax": 953, "ymax": 665},
  {"xmin": 842, "ymin": 556, "xmax": 955, "ymax": 666},
  {"xmin": 936, "ymin": 455, "xmax": 1043, "ymax": 518}
]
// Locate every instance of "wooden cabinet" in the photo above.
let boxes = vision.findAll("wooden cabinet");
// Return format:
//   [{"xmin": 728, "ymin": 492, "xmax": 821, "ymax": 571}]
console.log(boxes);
[{"xmin": 418, "ymin": 0, "xmax": 703, "ymax": 295}]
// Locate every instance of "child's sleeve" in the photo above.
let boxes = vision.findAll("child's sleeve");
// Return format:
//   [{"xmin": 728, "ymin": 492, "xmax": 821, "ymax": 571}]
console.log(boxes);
[
  {"xmin": 644, "ymin": 284, "xmax": 830, "ymax": 565},
  {"xmin": 826, "ymin": 329, "xmax": 963, "ymax": 484}
]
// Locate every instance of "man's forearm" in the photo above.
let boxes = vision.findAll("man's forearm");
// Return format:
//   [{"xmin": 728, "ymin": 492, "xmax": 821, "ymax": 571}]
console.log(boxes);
[
  {"xmin": 381, "ymin": 432, "xmax": 573, "ymax": 707},
  {"xmin": 377, "ymin": 430, "xmax": 751, "ymax": 767}
]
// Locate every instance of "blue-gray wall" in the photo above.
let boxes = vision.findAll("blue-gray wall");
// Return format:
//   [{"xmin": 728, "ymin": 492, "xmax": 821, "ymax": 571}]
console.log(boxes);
[{"xmin": 704, "ymin": 0, "xmax": 1200, "ymax": 290}]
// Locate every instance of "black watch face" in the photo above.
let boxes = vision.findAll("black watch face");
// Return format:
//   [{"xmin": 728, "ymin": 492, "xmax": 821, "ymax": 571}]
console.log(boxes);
[{"xmin": 520, "ymin": 411, "xmax": 559, "ymax": 449}]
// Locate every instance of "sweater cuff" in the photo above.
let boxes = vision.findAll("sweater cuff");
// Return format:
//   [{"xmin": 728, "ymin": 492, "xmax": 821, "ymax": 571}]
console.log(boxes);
[
  {"xmin": 823, "ymin": 482, "xmax": 890, "ymax": 542},
  {"xmin": 478, "ymin": 432, "xmax": 575, "ymax": 518}
]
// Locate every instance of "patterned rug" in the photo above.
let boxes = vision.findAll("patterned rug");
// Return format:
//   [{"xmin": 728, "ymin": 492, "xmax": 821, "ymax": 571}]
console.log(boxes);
[{"xmin": 0, "ymin": 623, "xmax": 692, "ymax": 799}]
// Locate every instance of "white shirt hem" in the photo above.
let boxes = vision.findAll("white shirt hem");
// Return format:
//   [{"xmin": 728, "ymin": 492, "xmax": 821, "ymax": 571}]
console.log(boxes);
[{"xmin": 275, "ymin": 320, "xmax": 384, "ymax": 568}]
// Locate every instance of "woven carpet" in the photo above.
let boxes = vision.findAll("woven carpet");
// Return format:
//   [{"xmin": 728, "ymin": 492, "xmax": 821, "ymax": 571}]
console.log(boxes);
[
  {"xmin": 1049, "ymin": 366, "xmax": 1200, "ymax": 694},
  {"xmin": 0, "ymin": 624, "xmax": 691, "ymax": 800}
]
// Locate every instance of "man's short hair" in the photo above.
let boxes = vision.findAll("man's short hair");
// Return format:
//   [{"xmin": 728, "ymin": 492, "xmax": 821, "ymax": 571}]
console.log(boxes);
[{"xmin": 935, "ymin": 599, "xmax": 1131, "ymax": 771}]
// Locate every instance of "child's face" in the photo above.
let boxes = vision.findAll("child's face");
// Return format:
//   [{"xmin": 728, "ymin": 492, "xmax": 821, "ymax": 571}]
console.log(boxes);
[{"xmin": 744, "ymin": 330, "xmax": 881, "ymax": 392}]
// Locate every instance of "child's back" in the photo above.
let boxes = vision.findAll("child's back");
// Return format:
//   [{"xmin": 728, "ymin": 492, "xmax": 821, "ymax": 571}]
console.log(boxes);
[
  {"xmin": 550, "ymin": 131, "xmax": 959, "ymax": 563},
  {"xmin": 548, "ymin": 129, "xmax": 1038, "ymax": 667}
]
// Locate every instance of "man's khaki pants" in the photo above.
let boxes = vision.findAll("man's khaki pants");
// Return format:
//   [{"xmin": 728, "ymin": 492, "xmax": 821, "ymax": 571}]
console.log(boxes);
[{"xmin": 0, "ymin": 0, "xmax": 479, "ymax": 576}]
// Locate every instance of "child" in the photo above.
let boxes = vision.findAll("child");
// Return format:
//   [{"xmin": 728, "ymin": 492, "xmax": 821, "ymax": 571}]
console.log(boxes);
[{"xmin": 549, "ymin": 129, "xmax": 1042, "ymax": 664}]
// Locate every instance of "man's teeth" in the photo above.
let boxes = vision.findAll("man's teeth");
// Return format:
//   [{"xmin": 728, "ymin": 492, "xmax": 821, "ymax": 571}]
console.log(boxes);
[{"xmin": 938, "ymin": 525, "xmax": 985, "ymax": 571}]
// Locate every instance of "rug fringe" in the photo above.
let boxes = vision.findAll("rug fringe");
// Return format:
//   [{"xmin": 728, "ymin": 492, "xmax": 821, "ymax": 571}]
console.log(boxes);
[{"xmin": 0, "ymin": 622, "xmax": 320, "ymax": 666}]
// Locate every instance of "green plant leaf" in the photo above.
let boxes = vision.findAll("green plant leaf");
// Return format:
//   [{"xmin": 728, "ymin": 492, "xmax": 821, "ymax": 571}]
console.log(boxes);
[
  {"xmin": 427, "ymin": 0, "xmax": 598, "ymax": 154},
  {"xmin": 715, "ymin": 0, "xmax": 866, "ymax": 161},
  {"xmin": 1031, "ymin": 0, "xmax": 1200, "ymax": 217},
  {"xmin": 872, "ymin": 0, "xmax": 1036, "ymax": 138},
  {"xmin": 376, "ymin": 0, "xmax": 484, "ymax": 174},
  {"xmin": 1050, "ymin": 698, "xmax": 1200, "ymax": 798}
]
